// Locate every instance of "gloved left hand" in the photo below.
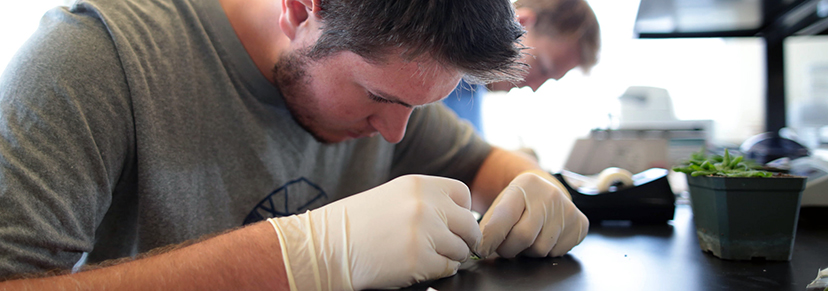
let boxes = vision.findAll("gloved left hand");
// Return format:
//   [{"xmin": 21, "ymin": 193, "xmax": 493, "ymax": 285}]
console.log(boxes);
[
  {"xmin": 268, "ymin": 174, "xmax": 480, "ymax": 291},
  {"xmin": 476, "ymin": 171, "xmax": 589, "ymax": 258}
]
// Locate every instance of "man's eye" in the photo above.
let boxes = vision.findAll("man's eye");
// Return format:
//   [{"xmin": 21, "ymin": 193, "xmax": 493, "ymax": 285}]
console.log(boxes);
[{"xmin": 369, "ymin": 93, "xmax": 393, "ymax": 104}]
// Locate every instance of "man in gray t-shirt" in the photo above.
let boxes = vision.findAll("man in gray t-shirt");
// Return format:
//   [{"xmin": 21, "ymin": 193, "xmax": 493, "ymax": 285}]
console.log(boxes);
[{"xmin": 0, "ymin": 0, "xmax": 590, "ymax": 289}]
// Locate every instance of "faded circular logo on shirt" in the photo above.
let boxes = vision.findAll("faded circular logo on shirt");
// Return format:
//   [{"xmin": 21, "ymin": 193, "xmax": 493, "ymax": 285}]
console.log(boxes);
[{"xmin": 243, "ymin": 177, "xmax": 328, "ymax": 225}]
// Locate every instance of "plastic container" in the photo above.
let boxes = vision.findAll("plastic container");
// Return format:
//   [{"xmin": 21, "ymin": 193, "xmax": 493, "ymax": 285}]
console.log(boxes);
[{"xmin": 686, "ymin": 174, "xmax": 807, "ymax": 261}]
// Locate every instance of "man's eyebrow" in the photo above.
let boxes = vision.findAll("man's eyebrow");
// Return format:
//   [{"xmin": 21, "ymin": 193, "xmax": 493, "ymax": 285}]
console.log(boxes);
[{"xmin": 373, "ymin": 89, "xmax": 414, "ymax": 108}]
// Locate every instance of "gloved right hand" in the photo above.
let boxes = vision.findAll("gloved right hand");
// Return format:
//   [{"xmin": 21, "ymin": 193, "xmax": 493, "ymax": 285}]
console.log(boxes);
[
  {"xmin": 268, "ymin": 174, "xmax": 481, "ymax": 291},
  {"xmin": 476, "ymin": 171, "xmax": 588, "ymax": 259}
]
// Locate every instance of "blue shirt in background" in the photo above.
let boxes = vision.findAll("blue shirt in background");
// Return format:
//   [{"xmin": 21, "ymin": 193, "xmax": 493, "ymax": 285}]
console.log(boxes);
[{"xmin": 443, "ymin": 80, "xmax": 488, "ymax": 137}]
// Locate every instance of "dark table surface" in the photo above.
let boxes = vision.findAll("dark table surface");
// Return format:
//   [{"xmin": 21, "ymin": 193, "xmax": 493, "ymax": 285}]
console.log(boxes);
[{"xmin": 401, "ymin": 203, "xmax": 828, "ymax": 291}]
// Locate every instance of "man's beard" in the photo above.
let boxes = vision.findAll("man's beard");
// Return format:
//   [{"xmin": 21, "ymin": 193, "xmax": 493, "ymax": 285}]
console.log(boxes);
[{"xmin": 271, "ymin": 50, "xmax": 336, "ymax": 144}]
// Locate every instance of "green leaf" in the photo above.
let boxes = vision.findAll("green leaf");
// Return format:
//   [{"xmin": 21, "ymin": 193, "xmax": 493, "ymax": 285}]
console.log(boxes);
[
  {"xmin": 729, "ymin": 156, "xmax": 743, "ymax": 168},
  {"xmin": 691, "ymin": 170, "xmax": 716, "ymax": 176},
  {"xmin": 701, "ymin": 161, "xmax": 716, "ymax": 171},
  {"xmin": 722, "ymin": 149, "xmax": 731, "ymax": 169}
]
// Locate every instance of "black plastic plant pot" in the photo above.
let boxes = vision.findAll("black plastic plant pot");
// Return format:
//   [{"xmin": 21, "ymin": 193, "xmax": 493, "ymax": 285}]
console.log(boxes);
[{"xmin": 686, "ymin": 174, "xmax": 807, "ymax": 261}]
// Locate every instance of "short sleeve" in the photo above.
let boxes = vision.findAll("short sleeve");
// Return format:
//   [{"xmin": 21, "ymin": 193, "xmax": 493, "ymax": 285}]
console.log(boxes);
[{"xmin": 0, "ymin": 6, "xmax": 133, "ymax": 278}]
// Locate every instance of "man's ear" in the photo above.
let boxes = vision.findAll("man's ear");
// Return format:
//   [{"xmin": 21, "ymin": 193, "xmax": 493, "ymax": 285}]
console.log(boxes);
[
  {"xmin": 279, "ymin": 0, "xmax": 322, "ymax": 40},
  {"xmin": 515, "ymin": 7, "xmax": 537, "ymax": 30}
]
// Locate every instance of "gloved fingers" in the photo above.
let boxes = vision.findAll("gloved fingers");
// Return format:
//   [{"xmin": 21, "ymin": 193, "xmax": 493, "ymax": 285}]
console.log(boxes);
[
  {"xmin": 578, "ymin": 211, "xmax": 590, "ymax": 241},
  {"xmin": 523, "ymin": 197, "xmax": 573, "ymax": 257},
  {"xmin": 567, "ymin": 200, "xmax": 590, "ymax": 245},
  {"xmin": 441, "ymin": 202, "xmax": 483, "ymax": 253},
  {"xmin": 547, "ymin": 232, "xmax": 578, "ymax": 257},
  {"xmin": 477, "ymin": 185, "xmax": 526, "ymax": 258},
  {"xmin": 419, "ymin": 251, "xmax": 463, "ymax": 281},
  {"xmin": 549, "ymin": 211, "xmax": 589, "ymax": 257},
  {"xmin": 429, "ymin": 224, "xmax": 472, "ymax": 262},
  {"xmin": 390, "ymin": 252, "xmax": 460, "ymax": 289},
  {"xmin": 520, "ymin": 204, "xmax": 565, "ymax": 257},
  {"xmin": 494, "ymin": 189, "xmax": 545, "ymax": 258},
  {"xmin": 429, "ymin": 175, "xmax": 473, "ymax": 210}
]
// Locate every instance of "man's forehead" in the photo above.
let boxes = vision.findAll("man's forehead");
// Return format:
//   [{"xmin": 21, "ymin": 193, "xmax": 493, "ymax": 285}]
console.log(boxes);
[{"xmin": 361, "ymin": 54, "xmax": 463, "ymax": 105}]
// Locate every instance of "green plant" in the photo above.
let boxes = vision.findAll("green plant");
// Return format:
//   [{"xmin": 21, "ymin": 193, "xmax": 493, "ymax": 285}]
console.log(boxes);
[{"xmin": 672, "ymin": 148, "xmax": 773, "ymax": 177}]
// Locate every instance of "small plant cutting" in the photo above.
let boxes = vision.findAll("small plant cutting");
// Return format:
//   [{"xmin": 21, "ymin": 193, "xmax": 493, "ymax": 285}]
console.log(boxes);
[{"xmin": 675, "ymin": 148, "xmax": 806, "ymax": 261}]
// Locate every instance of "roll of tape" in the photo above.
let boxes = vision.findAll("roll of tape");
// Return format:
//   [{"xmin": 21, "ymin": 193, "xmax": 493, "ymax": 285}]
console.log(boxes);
[{"xmin": 596, "ymin": 167, "xmax": 634, "ymax": 193}]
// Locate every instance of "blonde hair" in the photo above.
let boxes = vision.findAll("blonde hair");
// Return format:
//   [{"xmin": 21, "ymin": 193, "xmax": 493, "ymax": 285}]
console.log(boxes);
[{"xmin": 514, "ymin": 0, "xmax": 601, "ymax": 73}]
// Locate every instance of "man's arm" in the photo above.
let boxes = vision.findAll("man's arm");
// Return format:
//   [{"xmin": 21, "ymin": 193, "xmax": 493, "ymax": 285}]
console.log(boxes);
[
  {"xmin": 0, "ymin": 222, "xmax": 289, "ymax": 290},
  {"xmin": 3, "ymin": 175, "xmax": 485, "ymax": 291}
]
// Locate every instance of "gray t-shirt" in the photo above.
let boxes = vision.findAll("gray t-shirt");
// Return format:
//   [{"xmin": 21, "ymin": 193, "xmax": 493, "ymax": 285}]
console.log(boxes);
[{"xmin": 0, "ymin": 0, "xmax": 491, "ymax": 277}]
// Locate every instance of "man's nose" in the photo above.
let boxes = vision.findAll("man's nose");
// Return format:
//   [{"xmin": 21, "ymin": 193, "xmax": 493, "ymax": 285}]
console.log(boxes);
[
  {"xmin": 527, "ymin": 78, "xmax": 547, "ymax": 92},
  {"xmin": 551, "ymin": 60, "xmax": 580, "ymax": 81},
  {"xmin": 529, "ymin": 81, "xmax": 544, "ymax": 92},
  {"xmin": 369, "ymin": 106, "xmax": 414, "ymax": 144}
]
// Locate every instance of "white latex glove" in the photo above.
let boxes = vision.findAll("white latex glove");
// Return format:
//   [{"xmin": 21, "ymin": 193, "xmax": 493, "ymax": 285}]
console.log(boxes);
[
  {"xmin": 268, "ymin": 174, "xmax": 481, "ymax": 291},
  {"xmin": 476, "ymin": 172, "xmax": 589, "ymax": 258}
]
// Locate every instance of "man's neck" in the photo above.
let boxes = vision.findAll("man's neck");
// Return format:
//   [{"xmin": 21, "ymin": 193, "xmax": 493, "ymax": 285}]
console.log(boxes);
[{"xmin": 219, "ymin": 0, "xmax": 289, "ymax": 84}]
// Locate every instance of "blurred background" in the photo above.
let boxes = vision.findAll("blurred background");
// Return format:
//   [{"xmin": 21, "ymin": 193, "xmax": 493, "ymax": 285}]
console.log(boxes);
[{"xmin": 482, "ymin": 0, "xmax": 828, "ymax": 173}]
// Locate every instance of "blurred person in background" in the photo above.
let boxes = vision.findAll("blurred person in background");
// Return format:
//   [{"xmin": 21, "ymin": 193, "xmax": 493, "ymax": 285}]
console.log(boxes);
[{"xmin": 443, "ymin": 0, "xmax": 601, "ymax": 136}]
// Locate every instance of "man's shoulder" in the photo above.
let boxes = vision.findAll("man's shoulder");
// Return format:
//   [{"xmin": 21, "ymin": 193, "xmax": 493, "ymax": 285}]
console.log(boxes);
[
  {"xmin": 24, "ymin": 5, "xmax": 114, "ymax": 58},
  {"xmin": 1, "ymin": 5, "xmax": 124, "ymax": 96}
]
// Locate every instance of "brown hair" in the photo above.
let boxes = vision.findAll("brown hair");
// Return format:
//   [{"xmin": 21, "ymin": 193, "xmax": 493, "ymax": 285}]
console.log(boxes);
[
  {"xmin": 308, "ymin": 0, "xmax": 528, "ymax": 84},
  {"xmin": 515, "ymin": 0, "xmax": 601, "ymax": 73}
]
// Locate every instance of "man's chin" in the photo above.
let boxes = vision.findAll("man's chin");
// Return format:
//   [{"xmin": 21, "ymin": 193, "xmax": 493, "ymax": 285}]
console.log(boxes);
[
  {"xmin": 287, "ymin": 114, "xmax": 344, "ymax": 144},
  {"xmin": 306, "ymin": 129, "xmax": 358, "ymax": 144},
  {"xmin": 288, "ymin": 112, "xmax": 366, "ymax": 144},
  {"xmin": 308, "ymin": 132, "xmax": 346, "ymax": 144},
  {"xmin": 313, "ymin": 131, "xmax": 383, "ymax": 144}
]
